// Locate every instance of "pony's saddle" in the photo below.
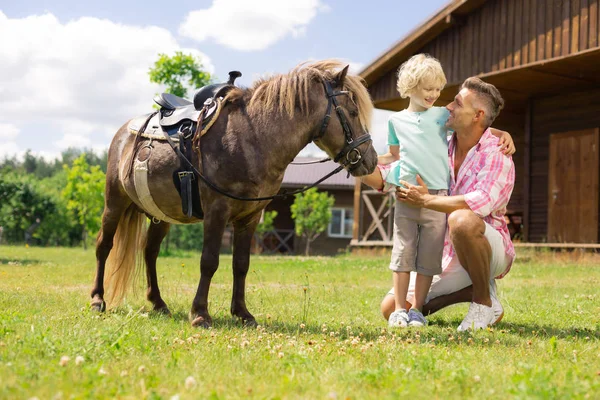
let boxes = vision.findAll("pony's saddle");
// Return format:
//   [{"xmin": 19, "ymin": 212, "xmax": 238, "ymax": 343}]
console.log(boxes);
[
  {"xmin": 129, "ymin": 71, "xmax": 242, "ymax": 139},
  {"xmin": 128, "ymin": 71, "xmax": 242, "ymax": 221}
]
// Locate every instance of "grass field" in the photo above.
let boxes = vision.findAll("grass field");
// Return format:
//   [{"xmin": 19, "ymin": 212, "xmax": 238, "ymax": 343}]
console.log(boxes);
[{"xmin": 0, "ymin": 245, "xmax": 599, "ymax": 399}]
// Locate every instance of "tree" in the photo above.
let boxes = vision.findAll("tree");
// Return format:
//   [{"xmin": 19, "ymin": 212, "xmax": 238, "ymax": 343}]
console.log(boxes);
[
  {"xmin": 254, "ymin": 210, "xmax": 278, "ymax": 253},
  {"xmin": 62, "ymin": 154, "xmax": 105, "ymax": 249},
  {"xmin": 148, "ymin": 51, "xmax": 212, "ymax": 99},
  {"xmin": 0, "ymin": 173, "xmax": 57, "ymax": 244},
  {"xmin": 290, "ymin": 188, "xmax": 335, "ymax": 256}
]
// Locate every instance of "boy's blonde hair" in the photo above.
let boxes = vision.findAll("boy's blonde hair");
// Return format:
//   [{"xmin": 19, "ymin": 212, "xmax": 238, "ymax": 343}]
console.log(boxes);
[{"xmin": 396, "ymin": 54, "xmax": 447, "ymax": 98}]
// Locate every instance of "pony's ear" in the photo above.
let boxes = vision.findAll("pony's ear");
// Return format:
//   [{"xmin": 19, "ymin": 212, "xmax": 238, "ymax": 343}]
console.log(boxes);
[{"xmin": 333, "ymin": 65, "xmax": 349, "ymax": 87}]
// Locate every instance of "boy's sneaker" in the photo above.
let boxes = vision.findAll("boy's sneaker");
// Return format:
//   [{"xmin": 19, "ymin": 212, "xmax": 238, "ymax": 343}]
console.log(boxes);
[
  {"xmin": 388, "ymin": 309, "xmax": 409, "ymax": 328},
  {"xmin": 457, "ymin": 302, "xmax": 495, "ymax": 332},
  {"xmin": 490, "ymin": 280, "xmax": 504, "ymax": 325},
  {"xmin": 407, "ymin": 309, "xmax": 427, "ymax": 327}
]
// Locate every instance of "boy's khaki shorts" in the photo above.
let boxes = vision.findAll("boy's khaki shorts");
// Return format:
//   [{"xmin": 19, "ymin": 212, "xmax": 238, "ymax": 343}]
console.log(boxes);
[{"xmin": 389, "ymin": 190, "xmax": 448, "ymax": 276}]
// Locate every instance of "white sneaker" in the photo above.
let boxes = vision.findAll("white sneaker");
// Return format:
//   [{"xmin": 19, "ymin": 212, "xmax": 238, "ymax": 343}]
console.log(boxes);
[
  {"xmin": 490, "ymin": 280, "xmax": 504, "ymax": 325},
  {"xmin": 407, "ymin": 309, "xmax": 427, "ymax": 327},
  {"xmin": 388, "ymin": 309, "xmax": 409, "ymax": 328},
  {"xmin": 457, "ymin": 302, "xmax": 495, "ymax": 332}
]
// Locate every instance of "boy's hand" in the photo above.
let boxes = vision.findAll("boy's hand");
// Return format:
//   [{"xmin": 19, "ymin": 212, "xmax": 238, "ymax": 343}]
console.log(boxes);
[{"xmin": 497, "ymin": 130, "xmax": 516, "ymax": 155}]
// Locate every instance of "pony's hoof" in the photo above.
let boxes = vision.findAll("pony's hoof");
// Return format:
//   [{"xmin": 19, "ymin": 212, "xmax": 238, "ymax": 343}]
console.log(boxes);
[
  {"xmin": 243, "ymin": 319, "xmax": 258, "ymax": 328},
  {"xmin": 153, "ymin": 304, "xmax": 172, "ymax": 317},
  {"xmin": 91, "ymin": 298, "xmax": 106, "ymax": 312},
  {"xmin": 191, "ymin": 316, "xmax": 212, "ymax": 329},
  {"xmin": 91, "ymin": 294, "xmax": 106, "ymax": 312}
]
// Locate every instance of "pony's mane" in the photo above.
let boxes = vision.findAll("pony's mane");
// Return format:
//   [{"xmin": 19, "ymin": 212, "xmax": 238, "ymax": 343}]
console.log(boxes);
[{"xmin": 225, "ymin": 59, "xmax": 373, "ymax": 131}]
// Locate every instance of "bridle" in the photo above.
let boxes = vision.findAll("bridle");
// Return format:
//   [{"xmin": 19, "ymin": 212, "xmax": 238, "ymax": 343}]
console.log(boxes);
[
  {"xmin": 312, "ymin": 80, "xmax": 372, "ymax": 173},
  {"xmin": 164, "ymin": 78, "xmax": 373, "ymax": 202}
]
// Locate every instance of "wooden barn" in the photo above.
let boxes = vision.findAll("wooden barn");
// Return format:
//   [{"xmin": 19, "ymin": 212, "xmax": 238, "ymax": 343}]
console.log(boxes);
[
  {"xmin": 354, "ymin": 0, "xmax": 600, "ymax": 247},
  {"xmin": 258, "ymin": 158, "xmax": 357, "ymax": 255}
]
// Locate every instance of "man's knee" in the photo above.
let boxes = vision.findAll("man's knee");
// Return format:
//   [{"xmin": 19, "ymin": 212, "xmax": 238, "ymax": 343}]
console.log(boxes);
[
  {"xmin": 448, "ymin": 209, "xmax": 484, "ymax": 242},
  {"xmin": 380, "ymin": 295, "xmax": 395, "ymax": 320}
]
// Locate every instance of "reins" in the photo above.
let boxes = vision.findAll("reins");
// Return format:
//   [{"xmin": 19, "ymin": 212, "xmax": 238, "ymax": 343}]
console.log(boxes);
[{"xmin": 160, "ymin": 78, "xmax": 371, "ymax": 202}]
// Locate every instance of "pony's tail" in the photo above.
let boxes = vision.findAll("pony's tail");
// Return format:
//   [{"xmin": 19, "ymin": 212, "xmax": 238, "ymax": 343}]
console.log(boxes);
[{"xmin": 104, "ymin": 204, "xmax": 147, "ymax": 307}]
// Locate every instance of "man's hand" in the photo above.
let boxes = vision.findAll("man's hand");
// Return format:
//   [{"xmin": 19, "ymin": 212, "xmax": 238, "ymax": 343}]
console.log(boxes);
[{"xmin": 397, "ymin": 175, "xmax": 429, "ymax": 207}]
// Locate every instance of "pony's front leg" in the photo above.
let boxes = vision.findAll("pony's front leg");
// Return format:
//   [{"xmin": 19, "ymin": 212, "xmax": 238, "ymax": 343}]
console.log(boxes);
[
  {"xmin": 190, "ymin": 211, "xmax": 228, "ymax": 328},
  {"xmin": 230, "ymin": 214, "xmax": 261, "ymax": 327}
]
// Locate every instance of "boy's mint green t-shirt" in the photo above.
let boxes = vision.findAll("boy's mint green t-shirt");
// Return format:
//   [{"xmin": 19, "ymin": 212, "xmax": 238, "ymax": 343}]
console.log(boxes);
[{"xmin": 386, "ymin": 106, "xmax": 450, "ymax": 190}]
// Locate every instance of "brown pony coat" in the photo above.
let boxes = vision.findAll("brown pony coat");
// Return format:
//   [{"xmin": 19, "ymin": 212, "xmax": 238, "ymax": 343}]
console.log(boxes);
[{"xmin": 91, "ymin": 59, "xmax": 378, "ymax": 326}]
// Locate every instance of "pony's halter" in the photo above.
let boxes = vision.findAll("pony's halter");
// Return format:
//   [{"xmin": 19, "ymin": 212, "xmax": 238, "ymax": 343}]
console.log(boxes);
[{"xmin": 313, "ymin": 80, "xmax": 372, "ymax": 172}]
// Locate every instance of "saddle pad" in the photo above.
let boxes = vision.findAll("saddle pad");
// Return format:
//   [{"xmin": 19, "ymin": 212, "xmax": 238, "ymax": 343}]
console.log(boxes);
[{"xmin": 127, "ymin": 100, "xmax": 221, "ymax": 141}]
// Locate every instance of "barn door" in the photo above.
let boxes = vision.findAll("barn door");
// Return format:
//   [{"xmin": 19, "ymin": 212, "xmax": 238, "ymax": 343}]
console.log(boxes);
[{"xmin": 548, "ymin": 128, "xmax": 599, "ymax": 243}]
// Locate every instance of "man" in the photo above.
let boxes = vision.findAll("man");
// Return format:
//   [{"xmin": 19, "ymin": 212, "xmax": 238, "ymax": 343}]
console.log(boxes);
[{"xmin": 380, "ymin": 77, "xmax": 516, "ymax": 331}]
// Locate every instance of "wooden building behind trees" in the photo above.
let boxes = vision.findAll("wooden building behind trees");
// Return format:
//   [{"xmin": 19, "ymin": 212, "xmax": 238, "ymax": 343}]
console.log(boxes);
[{"xmin": 354, "ymin": 0, "xmax": 600, "ymax": 246}]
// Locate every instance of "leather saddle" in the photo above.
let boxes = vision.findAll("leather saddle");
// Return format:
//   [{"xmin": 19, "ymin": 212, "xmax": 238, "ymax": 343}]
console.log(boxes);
[
  {"xmin": 130, "ymin": 70, "xmax": 242, "ymax": 139},
  {"xmin": 131, "ymin": 71, "xmax": 242, "ymax": 220}
]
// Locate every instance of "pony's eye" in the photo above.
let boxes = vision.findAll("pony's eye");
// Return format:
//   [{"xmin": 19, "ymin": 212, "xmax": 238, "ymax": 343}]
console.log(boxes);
[{"xmin": 349, "ymin": 110, "xmax": 359, "ymax": 117}]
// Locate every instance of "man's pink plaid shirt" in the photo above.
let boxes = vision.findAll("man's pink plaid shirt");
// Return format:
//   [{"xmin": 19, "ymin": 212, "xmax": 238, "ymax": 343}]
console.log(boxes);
[{"xmin": 444, "ymin": 128, "xmax": 516, "ymax": 278}]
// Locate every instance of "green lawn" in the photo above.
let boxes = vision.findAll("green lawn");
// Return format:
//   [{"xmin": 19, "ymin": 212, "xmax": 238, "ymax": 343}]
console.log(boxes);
[{"xmin": 0, "ymin": 246, "xmax": 598, "ymax": 399}]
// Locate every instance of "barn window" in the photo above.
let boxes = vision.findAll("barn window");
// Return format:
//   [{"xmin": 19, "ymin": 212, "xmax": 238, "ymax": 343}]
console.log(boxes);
[{"xmin": 328, "ymin": 208, "xmax": 353, "ymax": 238}]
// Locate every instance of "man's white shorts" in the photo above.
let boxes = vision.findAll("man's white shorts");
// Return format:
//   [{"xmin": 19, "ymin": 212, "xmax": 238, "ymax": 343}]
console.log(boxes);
[{"xmin": 387, "ymin": 222, "xmax": 511, "ymax": 303}]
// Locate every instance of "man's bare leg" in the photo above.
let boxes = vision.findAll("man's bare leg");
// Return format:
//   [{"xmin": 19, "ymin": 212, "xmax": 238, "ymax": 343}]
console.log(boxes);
[{"xmin": 447, "ymin": 210, "xmax": 492, "ymax": 306}]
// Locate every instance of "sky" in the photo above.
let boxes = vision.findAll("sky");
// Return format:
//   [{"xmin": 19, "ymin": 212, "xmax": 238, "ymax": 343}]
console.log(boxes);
[{"xmin": 0, "ymin": 0, "xmax": 449, "ymax": 160}]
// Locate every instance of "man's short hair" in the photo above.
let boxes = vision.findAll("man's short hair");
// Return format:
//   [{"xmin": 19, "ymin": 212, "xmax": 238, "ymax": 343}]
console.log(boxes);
[{"xmin": 461, "ymin": 77, "xmax": 504, "ymax": 127}]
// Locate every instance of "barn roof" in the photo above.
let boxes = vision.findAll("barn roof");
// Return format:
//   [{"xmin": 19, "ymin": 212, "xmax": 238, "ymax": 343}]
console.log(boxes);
[
  {"xmin": 281, "ymin": 157, "xmax": 355, "ymax": 190},
  {"xmin": 360, "ymin": 0, "xmax": 486, "ymax": 85}
]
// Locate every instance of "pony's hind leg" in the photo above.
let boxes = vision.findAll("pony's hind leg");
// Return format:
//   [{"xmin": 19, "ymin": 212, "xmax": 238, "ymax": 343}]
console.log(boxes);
[
  {"xmin": 190, "ymin": 210, "xmax": 229, "ymax": 328},
  {"xmin": 91, "ymin": 198, "xmax": 131, "ymax": 312},
  {"xmin": 230, "ymin": 214, "xmax": 261, "ymax": 327},
  {"xmin": 145, "ymin": 220, "xmax": 171, "ymax": 315}
]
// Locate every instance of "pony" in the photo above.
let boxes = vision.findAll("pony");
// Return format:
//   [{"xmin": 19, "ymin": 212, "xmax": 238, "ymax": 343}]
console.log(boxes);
[{"xmin": 90, "ymin": 59, "xmax": 378, "ymax": 327}]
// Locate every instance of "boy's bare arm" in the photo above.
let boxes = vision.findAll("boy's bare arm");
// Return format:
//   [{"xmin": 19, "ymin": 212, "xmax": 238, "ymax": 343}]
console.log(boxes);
[{"xmin": 377, "ymin": 145, "xmax": 400, "ymax": 165}]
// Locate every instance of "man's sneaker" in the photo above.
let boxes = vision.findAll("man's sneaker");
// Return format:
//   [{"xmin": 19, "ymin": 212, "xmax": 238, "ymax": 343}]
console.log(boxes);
[
  {"xmin": 388, "ymin": 309, "xmax": 409, "ymax": 328},
  {"xmin": 490, "ymin": 280, "xmax": 504, "ymax": 325},
  {"xmin": 457, "ymin": 302, "xmax": 495, "ymax": 332},
  {"xmin": 407, "ymin": 309, "xmax": 427, "ymax": 327}
]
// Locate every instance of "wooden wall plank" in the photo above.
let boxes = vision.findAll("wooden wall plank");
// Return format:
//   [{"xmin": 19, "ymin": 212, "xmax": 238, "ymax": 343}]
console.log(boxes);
[
  {"xmin": 553, "ymin": 0, "xmax": 563, "ymax": 57},
  {"xmin": 598, "ymin": 0, "xmax": 600, "ymax": 46},
  {"xmin": 499, "ymin": 0, "xmax": 508, "ymax": 69},
  {"xmin": 493, "ymin": 0, "xmax": 502, "ymax": 70},
  {"xmin": 572, "ymin": 0, "xmax": 580, "ymax": 53},
  {"xmin": 506, "ymin": 0, "xmax": 515, "ymax": 68},
  {"xmin": 563, "ymin": 0, "xmax": 571, "ymax": 55},
  {"xmin": 473, "ymin": 11, "xmax": 481, "ymax": 74},
  {"xmin": 514, "ymin": 0, "xmax": 523, "ymax": 66},
  {"xmin": 453, "ymin": 28, "xmax": 460, "ymax": 83},
  {"xmin": 465, "ymin": 16, "xmax": 474, "ymax": 78},
  {"xmin": 581, "ymin": 0, "xmax": 590, "ymax": 50},
  {"xmin": 537, "ymin": 0, "xmax": 546, "ymax": 60},
  {"xmin": 522, "ymin": 0, "xmax": 530, "ymax": 65},
  {"xmin": 486, "ymin": 2, "xmax": 495, "ymax": 72},
  {"xmin": 590, "ymin": 0, "xmax": 598, "ymax": 48},
  {"xmin": 530, "ymin": 0, "xmax": 538, "ymax": 62},
  {"xmin": 545, "ymin": 0, "xmax": 554, "ymax": 58}
]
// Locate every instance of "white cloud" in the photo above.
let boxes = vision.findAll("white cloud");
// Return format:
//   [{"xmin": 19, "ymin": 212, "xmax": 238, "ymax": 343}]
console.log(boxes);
[
  {"xmin": 0, "ymin": 142, "xmax": 20, "ymax": 161},
  {"xmin": 0, "ymin": 123, "xmax": 20, "ymax": 140},
  {"xmin": 179, "ymin": 0, "xmax": 329, "ymax": 51},
  {"xmin": 0, "ymin": 12, "xmax": 214, "ymax": 157}
]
